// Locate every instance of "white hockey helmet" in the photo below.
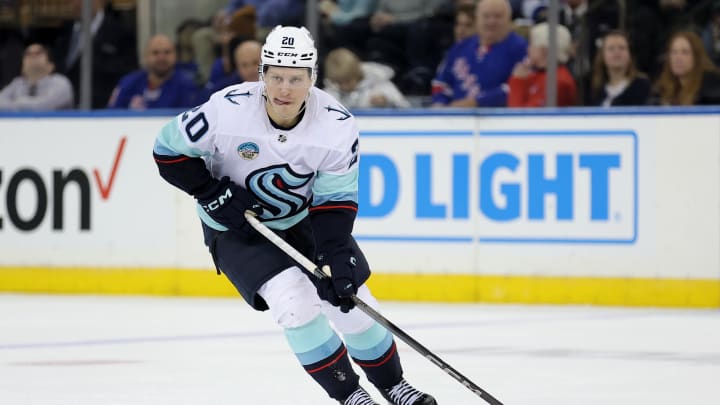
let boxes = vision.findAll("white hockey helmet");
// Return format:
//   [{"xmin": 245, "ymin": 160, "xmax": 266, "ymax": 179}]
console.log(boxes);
[{"xmin": 260, "ymin": 25, "xmax": 318, "ymax": 82}]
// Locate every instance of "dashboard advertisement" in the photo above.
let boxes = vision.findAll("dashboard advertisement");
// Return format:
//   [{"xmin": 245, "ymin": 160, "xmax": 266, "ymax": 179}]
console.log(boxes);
[{"xmin": 0, "ymin": 110, "xmax": 718, "ymax": 284}]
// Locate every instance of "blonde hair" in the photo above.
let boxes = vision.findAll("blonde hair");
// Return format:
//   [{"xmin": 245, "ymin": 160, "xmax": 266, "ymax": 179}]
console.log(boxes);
[
  {"xmin": 530, "ymin": 22, "xmax": 572, "ymax": 63},
  {"xmin": 324, "ymin": 48, "xmax": 363, "ymax": 84}
]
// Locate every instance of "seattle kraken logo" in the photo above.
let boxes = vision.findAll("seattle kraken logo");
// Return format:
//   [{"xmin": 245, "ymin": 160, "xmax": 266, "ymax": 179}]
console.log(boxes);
[{"xmin": 247, "ymin": 164, "xmax": 313, "ymax": 219}]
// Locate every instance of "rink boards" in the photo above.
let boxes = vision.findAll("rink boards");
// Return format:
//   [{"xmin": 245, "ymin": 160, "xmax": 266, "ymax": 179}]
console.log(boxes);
[{"xmin": 0, "ymin": 107, "xmax": 718, "ymax": 307}]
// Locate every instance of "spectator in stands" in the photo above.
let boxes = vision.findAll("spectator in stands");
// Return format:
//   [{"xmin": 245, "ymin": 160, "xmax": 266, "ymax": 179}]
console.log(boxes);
[
  {"xmin": 207, "ymin": 6, "xmax": 258, "ymax": 86},
  {"xmin": 192, "ymin": 5, "xmax": 258, "ymax": 85},
  {"xmin": 0, "ymin": 43, "xmax": 73, "ymax": 111},
  {"xmin": 507, "ymin": 22, "xmax": 576, "ymax": 107},
  {"xmin": 652, "ymin": 30, "xmax": 720, "ymax": 105},
  {"xmin": 630, "ymin": 0, "xmax": 694, "ymax": 79},
  {"xmin": 193, "ymin": 0, "xmax": 305, "ymax": 82},
  {"xmin": 108, "ymin": 34, "xmax": 199, "ymax": 110},
  {"xmin": 587, "ymin": 31, "xmax": 651, "ymax": 107},
  {"xmin": 190, "ymin": 9, "xmax": 232, "ymax": 84},
  {"xmin": 454, "ymin": 3, "xmax": 477, "ymax": 43},
  {"xmin": 432, "ymin": 0, "xmax": 527, "ymax": 107},
  {"xmin": 53, "ymin": 0, "xmax": 136, "ymax": 109},
  {"xmin": 204, "ymin": 39, "xmax": 262, "ymax": 97},
  {"xmin": 521, "ymin": 0, "xmax": 620, "ymax": 102},
  {"xmin": 701, "ymin": 0, "xmax": 720, "ymax": 66},
  {"xmin": 323, "ymin": 47, "xmax": 411, "ymax": 108},
  {"xmin": 231, "ymin": 39, "xmax": 262, "ymax": 83}
]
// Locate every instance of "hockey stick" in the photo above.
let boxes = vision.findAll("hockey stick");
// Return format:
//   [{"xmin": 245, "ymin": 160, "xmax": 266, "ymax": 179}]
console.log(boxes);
[{"xmin": 244, "ymin": 212, "xmax": 503, "ymax": 405}]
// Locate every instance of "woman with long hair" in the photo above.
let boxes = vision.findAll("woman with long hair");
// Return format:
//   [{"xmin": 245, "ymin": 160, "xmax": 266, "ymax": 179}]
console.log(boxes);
[
  {"xmin": 587, "ymin": 30, "xmax": 651, "ymax": 106},
  {"xmin": 653, "ymin": 30, "xmax": 720, "ymax": 105}
]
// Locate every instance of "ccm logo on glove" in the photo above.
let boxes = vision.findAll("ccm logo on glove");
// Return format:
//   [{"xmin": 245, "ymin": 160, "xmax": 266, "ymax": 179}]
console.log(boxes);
[
  {"xmin": 196, "ymin": 176, "xmax": 262, "ymax": 236},
  {"xmin": 202, "ymin": 188, "xmax": 234, "ymax": 212}
]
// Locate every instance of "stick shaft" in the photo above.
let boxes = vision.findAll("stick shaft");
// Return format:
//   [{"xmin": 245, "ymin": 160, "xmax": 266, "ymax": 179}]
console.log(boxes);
[{"xmin": 245, "ymin": 213, "xmax": 503, "ymax": 405}]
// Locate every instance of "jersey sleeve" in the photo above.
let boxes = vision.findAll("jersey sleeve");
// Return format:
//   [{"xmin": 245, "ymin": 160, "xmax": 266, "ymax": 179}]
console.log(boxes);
[
  {"xmin": 153, "ymin": 97, "xmax": 219, "ymax": 158},
  {"xmin": 311, "ymin": 119, "xmax": 360, "ymax": 208},
  {"xmin": 309, "ymin": 117, "xmax": 360, "ymax": 254},
  {"xmin": 152, "ymin": 96, "xmax": 222, "ymax": 198}
]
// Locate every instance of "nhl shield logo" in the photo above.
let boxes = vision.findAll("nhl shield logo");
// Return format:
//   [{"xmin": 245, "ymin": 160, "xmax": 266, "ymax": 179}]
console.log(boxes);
[{"xmin": 237, "ymin": 142, "xmax": 259, "ymax": 160}]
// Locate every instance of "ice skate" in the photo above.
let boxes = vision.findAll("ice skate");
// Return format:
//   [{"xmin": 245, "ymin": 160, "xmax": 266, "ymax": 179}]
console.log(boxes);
[
  {"xmin": 380, "ymin": 379, "xmax": 437, "ymax": 405},
  {"xmin": 341, "ymin": 386, "xmax": 381, "ymax": 405}
]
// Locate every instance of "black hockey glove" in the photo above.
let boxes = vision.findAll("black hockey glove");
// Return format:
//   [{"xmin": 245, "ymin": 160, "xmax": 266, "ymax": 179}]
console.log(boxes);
[
  {"xmin": 316, "ymin": 248, "xmax": 358, "ymax": 313},
  {"xmin": 196, "ymin": 176, "xmax": 262, "ymax": 236}
]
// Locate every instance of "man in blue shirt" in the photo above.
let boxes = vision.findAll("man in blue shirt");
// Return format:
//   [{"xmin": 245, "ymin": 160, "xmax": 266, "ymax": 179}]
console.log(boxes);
[
  {"xmin": 108, "ymin": 34, "xmax": 198, "ymax": 110},
  {"xmin": 203, "ymin": 39, "xmax": 262, "ymax": 100},
  {"xmin": 431, "ymin": 0, "xmax": 527, "ymax": 107}
]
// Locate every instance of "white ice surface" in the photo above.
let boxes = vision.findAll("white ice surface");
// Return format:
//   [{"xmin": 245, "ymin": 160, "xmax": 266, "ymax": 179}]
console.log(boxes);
[{"xmin": 1, "ymin": 294, "xmax": 718, "ymax": 404}]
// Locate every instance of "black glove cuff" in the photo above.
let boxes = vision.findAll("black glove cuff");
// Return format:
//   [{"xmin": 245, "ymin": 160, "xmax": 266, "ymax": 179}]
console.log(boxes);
[
  {"xmin": 195, "ymin": 176, "xmax": 229, "ymax": 202},
  {"xmin": 310, "ymin": 203, "xmax": 357, "ymax": 253}
]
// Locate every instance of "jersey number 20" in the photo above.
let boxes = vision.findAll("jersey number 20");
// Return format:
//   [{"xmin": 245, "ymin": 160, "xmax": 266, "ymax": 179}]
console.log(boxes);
[{"xmin": 182, "ymin": 106, "xmax": 209, "ymax": 142}]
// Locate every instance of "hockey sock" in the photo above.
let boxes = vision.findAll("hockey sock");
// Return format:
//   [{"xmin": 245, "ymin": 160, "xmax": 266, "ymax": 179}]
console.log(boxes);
[
  {"xmin": 285, "ymin": 314, "xmax": 360, "ymax": 400},
  {"xmin": 344, "ymin": 321, "xmax": 403, "ymax": 390}
]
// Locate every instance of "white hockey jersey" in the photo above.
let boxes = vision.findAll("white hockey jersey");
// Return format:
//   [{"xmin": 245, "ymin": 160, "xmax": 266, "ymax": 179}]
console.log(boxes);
[{"xmin": 154, "ymin": 81, "xmax": 360, "ymax": 231}]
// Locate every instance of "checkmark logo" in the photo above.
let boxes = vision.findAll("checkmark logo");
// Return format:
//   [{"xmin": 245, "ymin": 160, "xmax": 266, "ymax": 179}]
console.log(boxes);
[{"xmin": 93, "ymin": 136, "xmax": 127, "ymax": 200}]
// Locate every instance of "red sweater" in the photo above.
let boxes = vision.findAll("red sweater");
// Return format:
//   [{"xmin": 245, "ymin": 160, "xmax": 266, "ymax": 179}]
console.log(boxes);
[{"xmin": 507, "ymin": 65, "xmax": 577, "ymax": 107}]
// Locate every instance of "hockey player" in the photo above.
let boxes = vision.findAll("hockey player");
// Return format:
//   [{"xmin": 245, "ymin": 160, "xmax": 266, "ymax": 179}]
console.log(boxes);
[{"xmin": 152, "ymin": 25, "xmax": 437, "ymax": 405}]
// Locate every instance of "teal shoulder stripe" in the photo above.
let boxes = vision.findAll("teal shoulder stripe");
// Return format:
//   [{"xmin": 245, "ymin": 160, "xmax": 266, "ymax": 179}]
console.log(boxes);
[
  {"xmin": 313, "ymin": 168, "xmax": 358, "ymax": 202},
  {"xmin": 155, "ymin": 118, "xmax": 206, "ymax": 158}
]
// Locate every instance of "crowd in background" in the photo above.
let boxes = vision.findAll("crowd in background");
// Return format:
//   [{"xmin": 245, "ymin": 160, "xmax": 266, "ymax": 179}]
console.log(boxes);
[{"xmin": 1, "ymin": 0, "xmax": 720, "ymax": 112}]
